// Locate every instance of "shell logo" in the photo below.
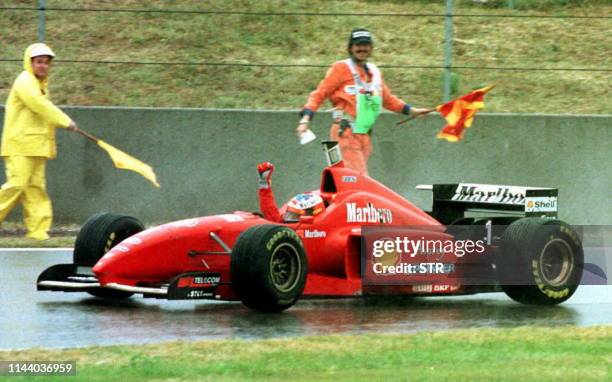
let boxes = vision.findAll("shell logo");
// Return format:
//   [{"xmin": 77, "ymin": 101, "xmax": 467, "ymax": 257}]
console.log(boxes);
[
  {"xmin": 373, "ymin": 238, "xmax": 401, "ymax": 269},
  {"xmin": 376, "ymin": 250, "xmax": 400, "ymax": 267}
]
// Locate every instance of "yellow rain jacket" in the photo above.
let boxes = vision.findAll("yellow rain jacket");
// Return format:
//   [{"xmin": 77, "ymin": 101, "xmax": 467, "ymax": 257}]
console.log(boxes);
[{"xmin": 1, "ymin": 44, "xmax": 71, "ymax": 159}]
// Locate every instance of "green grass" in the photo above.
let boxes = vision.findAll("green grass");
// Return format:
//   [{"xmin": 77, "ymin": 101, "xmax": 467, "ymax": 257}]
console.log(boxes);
[
  {"xmin": 0, "ymin": 326, "xmax": 610, "ymax": 381},
  {"xmin": 0, "ymin": 0, "xmax": 610, "ymax": 113}
]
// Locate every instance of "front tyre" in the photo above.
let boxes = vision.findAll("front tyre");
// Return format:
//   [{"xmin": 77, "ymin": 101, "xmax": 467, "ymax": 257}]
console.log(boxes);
[
  {"xmin": 74, "ymin": 213, "xmax": 145, "ymax": 299},
  {"xmin": 231, "ymin": 225, "xmax": 307, "ymax": 312},
  {"xmin": 497, "ymin": 218, "xmax": 583, "ymax": 305}
]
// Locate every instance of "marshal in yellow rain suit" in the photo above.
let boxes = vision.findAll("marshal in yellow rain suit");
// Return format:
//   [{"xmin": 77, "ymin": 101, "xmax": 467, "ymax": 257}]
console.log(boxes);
[{"xmin": 0, "ymin": 43, "xmax": 72, "ymax": 240}]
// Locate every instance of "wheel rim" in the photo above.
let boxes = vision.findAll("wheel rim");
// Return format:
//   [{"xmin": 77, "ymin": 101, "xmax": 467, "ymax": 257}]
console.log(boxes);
[
  {"xmin": 539, "ymin": 238, "xmax": 574, "ymax": 287},
  {"xmin": 269, "ymin": 243, "xmax": 301, "ymax": 293}
]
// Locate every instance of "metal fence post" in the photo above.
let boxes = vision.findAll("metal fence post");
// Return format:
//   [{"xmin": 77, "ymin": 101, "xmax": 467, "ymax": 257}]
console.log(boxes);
[
  {"xmin": 38, "ymin": 0, "xmax": 46, "ymax": 42},
  {"xmin": 443, "ymin": 0, "xmax": 454, "ymax": 102}
]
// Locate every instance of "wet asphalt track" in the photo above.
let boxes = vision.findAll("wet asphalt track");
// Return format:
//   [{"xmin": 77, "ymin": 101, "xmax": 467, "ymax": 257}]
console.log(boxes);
[{"xmin": 0, "ymin": 249, "xmax": 610, "ymax": 350}]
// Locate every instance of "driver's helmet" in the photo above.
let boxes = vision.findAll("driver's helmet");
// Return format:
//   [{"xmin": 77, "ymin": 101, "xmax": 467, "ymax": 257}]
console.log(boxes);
[{"xmin": 283, "ymin": 192, "xmax": 326, "ymax": 222}]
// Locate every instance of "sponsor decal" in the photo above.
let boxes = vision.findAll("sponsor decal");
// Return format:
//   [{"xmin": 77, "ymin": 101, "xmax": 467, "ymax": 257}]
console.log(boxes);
[
  {"xmin": 67, "ymin": 276, "xmax": 98, "ymax": 282},
  {"xmin": 304, "ymin": 230, "xmax": 326, "ymax": 238},
  {"xmin": 193, "ymin": 275, "xmax": 221, "ymax": 285},
  {"xmin": 137, "ymin": 226, "xmax": 163, "ymax": 237},
  {"xmin": 172, "ymin": 218, "xmax": 199, "ymax": 227},
  {"xmin": 342, "ymin": 175, "xmax": 358, "ymax": 183},
  {"xmin": 124, "ymin": 237, "xmax": 142, "ymax": 245},
  {"xmin": 525, "ymin": 196, "xmax": 558, "ymax": 212},
  {"xmin": 96, "ymin": 248, "xmax": 119, "ymax": 265},
  {"xmin": 371, "ymin": 238, "xmax": 400, "ymax": 277},
  {"xmin": 101, "ymin": 251, "xmax": 117, "ymax": 260},
  {"xmin": 433, "ymin": 284, "xmax": 451, "ymax": 292},
  {"xmin": 452, "ymin": 183, "xmax": 526, "ymax": 205},
  {"xmin": 219, "ymin": 214, "xmax": 245, "ymax": 222},
  {"xmin": 187, "ymin": 290, "xmax": 214, "ymax": 298},
  {"xmin": 412, "ymin": 284, "xmax": 433, "ymax": 293},
  {"xmin": 344, "ymin": 84, "xmax": 378, "ymax": 95},
  {"xmin": 413, "ymin": 284, "xmax": 459, "ymax": 293},
  {"xmin": 346, "ymin": 202, "xmax": 393, "ymax": 224},
  {"xmin": 344, "ymin": 85, "xmax": 358, "ymax": 95},
  {"xmin": 177, "ymin": 275, "xmax": 221, "ymax": 288},
  {"xmin": 373, "ymin": 237, "xmax": 400, "ymax": 266}
]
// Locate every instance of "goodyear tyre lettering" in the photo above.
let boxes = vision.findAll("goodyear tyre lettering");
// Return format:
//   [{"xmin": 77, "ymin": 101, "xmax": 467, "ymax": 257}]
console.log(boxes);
[
  {"xmin": 560, "ymin": 225, "xmax": 581, "ymax": 247},
  {"xmin": 532, "ymin": 259, "xmax": 572, "ymax": 299},
  {"xmin": 266, "ymin": 229, "xmax": 300, "ymax": 251},
  {"xmin": 105, "ymin": 232, "xmax": 116, "ymax": 252},
  {"xmin": 532, "ymin": 260, "xmax": 545, "ymax": 289}
]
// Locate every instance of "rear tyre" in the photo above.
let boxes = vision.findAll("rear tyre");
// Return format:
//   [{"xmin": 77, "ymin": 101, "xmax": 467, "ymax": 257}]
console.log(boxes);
[
  {"xmin": 497, "ymin": 218, "xmax": 583, "ymax": 305},
  {"xmin": 74, "ymin": 213, "xmax": 145, "ymax": 299},
  {"xmin": 231, "ymin": 225, "xmax": 307, "ymax": 312}
]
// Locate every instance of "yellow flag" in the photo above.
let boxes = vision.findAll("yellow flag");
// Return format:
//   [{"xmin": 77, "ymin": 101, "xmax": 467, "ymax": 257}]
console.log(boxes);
[{"xmin": 97, "ymin": 140, "xmax": 160, "ymax": 188}]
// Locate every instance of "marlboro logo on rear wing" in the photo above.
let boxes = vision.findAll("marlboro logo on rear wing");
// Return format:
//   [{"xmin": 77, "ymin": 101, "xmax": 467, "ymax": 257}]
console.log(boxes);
[{"xmin": 417, "ymin": 183, "xmax": 558, "ymax": 224}]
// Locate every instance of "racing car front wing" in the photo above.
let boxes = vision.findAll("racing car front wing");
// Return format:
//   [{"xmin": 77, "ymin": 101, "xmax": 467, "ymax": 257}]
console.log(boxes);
[{"xmin": 37, "ymin": 264, "xmax": 232, "ymax": 300}]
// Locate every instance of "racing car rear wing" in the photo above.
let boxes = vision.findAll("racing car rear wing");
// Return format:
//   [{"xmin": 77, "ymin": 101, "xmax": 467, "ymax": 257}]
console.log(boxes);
[{"xmin": 417, "ymin": 183, "xmax": 558, "ymax": 224}]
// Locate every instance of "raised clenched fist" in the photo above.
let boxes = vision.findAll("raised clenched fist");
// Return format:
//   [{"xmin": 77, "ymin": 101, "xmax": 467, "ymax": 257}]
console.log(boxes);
[{"xmin": 257, "ymin": 162, "xmax": 275, "ymax": 189}]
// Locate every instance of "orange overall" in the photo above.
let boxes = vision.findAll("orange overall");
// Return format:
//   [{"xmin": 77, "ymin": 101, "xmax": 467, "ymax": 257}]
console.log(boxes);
[{"xmin": 302, "ymin": 59, "xmax": 410, "ymax": 176}]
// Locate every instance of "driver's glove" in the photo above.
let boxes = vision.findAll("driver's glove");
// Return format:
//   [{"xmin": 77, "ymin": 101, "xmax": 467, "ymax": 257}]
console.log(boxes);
[{"xmin": 257, "ymin": 162, "xmax": 275, "ymax": 189}]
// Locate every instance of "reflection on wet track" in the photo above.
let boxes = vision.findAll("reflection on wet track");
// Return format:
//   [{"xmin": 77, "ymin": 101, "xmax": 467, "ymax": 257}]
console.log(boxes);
[{"xmin": 0, "ymin": 250, "xmax": 610, "ymax": 349}]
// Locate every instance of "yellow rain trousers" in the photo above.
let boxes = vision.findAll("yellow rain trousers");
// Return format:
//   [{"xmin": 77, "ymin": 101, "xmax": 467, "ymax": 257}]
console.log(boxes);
[
  {"xmin": 0, "ymin": 43, "xmax": 71, "ymax": 240},
  {"xmin": 0, "ymin": 157, "xmax": 51, "ymax": 240}
]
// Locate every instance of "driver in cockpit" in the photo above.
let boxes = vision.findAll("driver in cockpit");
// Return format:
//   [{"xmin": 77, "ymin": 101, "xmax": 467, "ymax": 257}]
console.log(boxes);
[{"xmin": 256, "ymin": 162, "xmax": 326, "ymax": 223}]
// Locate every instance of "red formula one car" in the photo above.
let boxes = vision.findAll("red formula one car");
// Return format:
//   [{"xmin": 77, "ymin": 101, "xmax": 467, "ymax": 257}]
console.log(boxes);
[{"xmin": 38, "ymin": 142, "xmax": 584, "ymax": 312}]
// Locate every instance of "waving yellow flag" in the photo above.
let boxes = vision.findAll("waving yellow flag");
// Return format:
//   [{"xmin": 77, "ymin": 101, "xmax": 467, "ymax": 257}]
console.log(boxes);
[{"xmin": 97, "ymin": 140, "xmax": 160, "ymax": 188}]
